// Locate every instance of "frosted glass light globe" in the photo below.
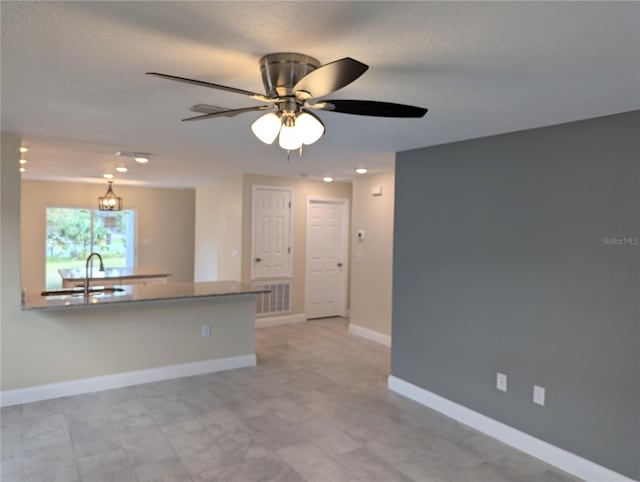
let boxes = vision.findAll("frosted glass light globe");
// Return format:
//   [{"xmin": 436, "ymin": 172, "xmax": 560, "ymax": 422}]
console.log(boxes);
[
  {"xmin": 279, "ymin": 123, "xmax": 303, "ymax": 150},
  {"xmin": 296, "ymin": 112, "xmax": 325, "ymax": 145},
  {"xmin": 251, "ymin": 113, "xmax": 281, "ymax": 144}
]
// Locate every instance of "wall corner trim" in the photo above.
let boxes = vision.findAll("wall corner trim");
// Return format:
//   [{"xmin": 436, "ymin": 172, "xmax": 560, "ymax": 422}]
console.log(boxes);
[
  {"xmin": 256, "ymin": 313, "xmax": 306, "ymax": 328},
  {"xmin": 387, "ymin": 375, "xmax": 637, "ymax": 482},
  {"xmin": 0, "ymin": 354, "xmax": 257, "ymax": 407},
  {"xmin": 349, "ymin": 323, "xmax": 391, "ymax": 347}
]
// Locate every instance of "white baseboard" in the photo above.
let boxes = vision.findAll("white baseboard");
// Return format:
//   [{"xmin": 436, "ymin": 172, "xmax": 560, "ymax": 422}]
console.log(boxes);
[
  {"xmin": 256, "ymin": 313, "xmax": 306, "ymax": 328},
  {"xmin": 388, "ymin": 376, "xmax": 636, "ymax": 482},
  {"xmin": 0, "ymin": 354, "xmax": 257, "ymax": 407},
  {"xmin": 349, "ymin": 323, "xmax": 391, "ymax": 347}
]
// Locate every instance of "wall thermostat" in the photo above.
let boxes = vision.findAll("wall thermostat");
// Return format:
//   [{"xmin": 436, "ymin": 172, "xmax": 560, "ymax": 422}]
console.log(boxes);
[{"xmin": 357, "ymin": 230, "xmax": 366, "ymax": 240}]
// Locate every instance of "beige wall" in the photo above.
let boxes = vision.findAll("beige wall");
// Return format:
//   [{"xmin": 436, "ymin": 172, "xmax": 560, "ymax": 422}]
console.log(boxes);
[
  {"xmin": 1, "ymin": 133, "xmax": 24, "ymax": 348},
  {"xmin": 194, "ymin": 176, "xmax": 243, "ymax": 282},
  {"xmin": 3, "ymin": 296, "xmax": 256, "ymax": 391},
  {"xmin": 21, "ymin": 180, "xmax": 195, "ymax": 292},
  {"xmin": 350, "ymin": 171, "xmax": 395, "ymax": 336},
  {"xmin": 241, "ymin": 174, "xmax": 352, "ymax": 316},
  {"xmin": 216, "ymin": 175, "xmax": 243, "ymax": 280},
  {"xmin": 194, "ymin": 181, "xmax": 219, "ymax": 281}
]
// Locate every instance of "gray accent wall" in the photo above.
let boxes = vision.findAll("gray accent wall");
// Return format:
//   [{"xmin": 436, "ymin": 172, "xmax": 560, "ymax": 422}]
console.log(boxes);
[{"xmin": 392, "ymin": 111, "xmax": 640, "ymax": 479}]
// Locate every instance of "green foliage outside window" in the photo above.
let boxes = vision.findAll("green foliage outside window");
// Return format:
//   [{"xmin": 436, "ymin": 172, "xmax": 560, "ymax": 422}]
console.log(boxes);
[{"xmin": 45, "ymin": 207, "xmax": 134, "ymax": 289}]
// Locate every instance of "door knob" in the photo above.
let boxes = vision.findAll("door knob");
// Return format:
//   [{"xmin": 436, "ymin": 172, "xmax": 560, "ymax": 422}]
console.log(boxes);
[
  {"xmin": 337, "ymin": 262, "xmax": 343, "ymax": 267},
  {"xmin": 255, "ymin": 257, "xmax": 262, "ymax": 262}
]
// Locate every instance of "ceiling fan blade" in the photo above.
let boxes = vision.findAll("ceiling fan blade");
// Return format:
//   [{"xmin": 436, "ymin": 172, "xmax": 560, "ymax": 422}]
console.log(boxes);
[
  {"xmin": 317, "ymin": 99, "xmax": 428, "ymax": 118},
  {"xmin": 147, "ymin": 72, "xmax": 273, "ymax": 102},
  {"xmin": 182, "ymin": 105, "xmax": 273, "ymax": 121},
  {"xmin": 293, "ymin": 58, "xmax": 368, "ymax": 99}
]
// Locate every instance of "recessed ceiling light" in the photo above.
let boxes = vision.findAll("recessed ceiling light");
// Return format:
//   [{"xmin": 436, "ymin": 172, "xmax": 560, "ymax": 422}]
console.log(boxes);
[
  {"xmin": 355, "ymin": 168, "xmax": 368, "ymax": 174},
  {"xmin": 103, "ymin": 173, "xmax": 114, "ymax": 179},
  {"xmin": 117, "ymin": 151, "xmax": 152, "ymax": 164},
  {"xmin": 322, "ymin": 176, "xmax": 333, "ymax": 183},
  {"xmin": 19, "ymin": 158, "xmax": 27, "ymax": 165},
  {"xmin": 19, "ymin": 167, "xmax": 26, "ymax": 173},
  {"xmin": 115, "ymin": 166, "xmax": 128, "ymax": 173},
  {"xmin": 19, "ymin": 146, "xmax": 29, "ymax": 153}
]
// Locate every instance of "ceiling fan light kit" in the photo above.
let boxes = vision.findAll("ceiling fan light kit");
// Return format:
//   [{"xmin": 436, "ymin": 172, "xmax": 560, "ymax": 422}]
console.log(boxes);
[
  {"xmin": 252, "ymin": 110, "xmax": 325, "ymax": 150},
  {"xmin": 148, "ymin": 52, "xmax": 427, "ymax": 156}
]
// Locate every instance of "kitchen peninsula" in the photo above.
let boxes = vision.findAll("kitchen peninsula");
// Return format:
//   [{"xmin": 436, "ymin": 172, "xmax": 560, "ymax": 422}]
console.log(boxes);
[
  {"xmin": 23, "ymin": 280, "xmax": 265, "ymax": 310},
  {"xmin": 2, "ymin": 281, "xmax": 267, "ymax": 407}
]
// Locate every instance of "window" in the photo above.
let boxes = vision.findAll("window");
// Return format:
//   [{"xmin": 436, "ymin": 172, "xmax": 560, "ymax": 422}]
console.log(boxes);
[{"xmin": 45, "ymin": 207, "xmax": 134, "ymax": 289}]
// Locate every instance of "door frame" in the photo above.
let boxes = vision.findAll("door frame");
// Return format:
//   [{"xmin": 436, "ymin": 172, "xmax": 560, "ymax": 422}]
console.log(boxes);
[
  {"xmin": 304, "ymin": 196, "xmax": 350, "ymax": 318},
  {"xmin": 251, "ymin": 185, "xmax": 294, "ymax": 280}
]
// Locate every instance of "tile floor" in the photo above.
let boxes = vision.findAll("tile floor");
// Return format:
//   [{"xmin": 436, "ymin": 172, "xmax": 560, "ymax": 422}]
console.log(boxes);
[{"xmin": 1, "ymin": 318, "xmax": 579, "ymax": 482}]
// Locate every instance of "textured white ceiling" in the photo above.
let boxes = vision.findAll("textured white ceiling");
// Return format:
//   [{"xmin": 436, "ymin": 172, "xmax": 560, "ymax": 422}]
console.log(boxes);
[{"xmin": 2, "ymin": 1, "xmax": 639, "ymax": 187}]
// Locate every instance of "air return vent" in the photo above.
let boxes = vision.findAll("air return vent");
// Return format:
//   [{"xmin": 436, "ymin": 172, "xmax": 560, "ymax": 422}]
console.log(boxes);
[{"xmin": 253, "ymin": 281, "xmax": 291, "ymax": 315}]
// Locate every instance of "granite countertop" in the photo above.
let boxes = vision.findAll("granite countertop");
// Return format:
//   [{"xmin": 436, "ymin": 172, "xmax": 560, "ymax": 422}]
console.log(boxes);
[
  {"xmin": 58, "ymin": 266, "xmax": 171, "ymax": 281},
  {"xmin": 22, "ymin": 281, "xmax": 269, "ymax": 311}
]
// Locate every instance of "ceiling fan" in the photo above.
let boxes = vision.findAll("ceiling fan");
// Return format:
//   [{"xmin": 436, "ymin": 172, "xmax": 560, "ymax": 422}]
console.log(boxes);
[{"xmin": 147, "ymin": 52, "xmax": 428, "ymax": 154}]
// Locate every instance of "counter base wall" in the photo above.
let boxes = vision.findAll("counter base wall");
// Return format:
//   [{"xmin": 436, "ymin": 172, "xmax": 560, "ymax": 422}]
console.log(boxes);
[{"xmin": 1, "ymin": 295, "xmax": 256, "ymax": 404}]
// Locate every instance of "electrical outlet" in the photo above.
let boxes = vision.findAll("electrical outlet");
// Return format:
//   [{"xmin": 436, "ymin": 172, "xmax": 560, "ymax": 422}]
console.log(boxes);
[
  {"xmin": 496, "ymin": 372, "xmax": 507, "ymax": 392},
  {"xmin": 533, "ymin": 385, "xmax": 546, "ymax": 406},
  {"xmin": 201, "ymin": 324, "xmax": 211, "ymax": 337}
]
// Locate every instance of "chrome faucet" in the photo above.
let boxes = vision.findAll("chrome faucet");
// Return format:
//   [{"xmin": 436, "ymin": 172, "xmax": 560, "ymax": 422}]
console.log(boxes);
[{"xmin": 84, "ymin": 252, "xmax": 105, "ymax": 295}]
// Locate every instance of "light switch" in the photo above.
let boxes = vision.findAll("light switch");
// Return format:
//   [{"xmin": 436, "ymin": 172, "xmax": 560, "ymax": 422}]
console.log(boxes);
[{"xmin": 357, "ymin": 230, "xmax": 365, "ymax": 240}]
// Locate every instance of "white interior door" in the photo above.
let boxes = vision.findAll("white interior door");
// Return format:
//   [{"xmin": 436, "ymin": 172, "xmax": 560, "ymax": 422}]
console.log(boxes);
[
  {"xmin": 252, "ymin": 187, "xmax": 292, "ymax": 279},
  {"xmin": 305, "ymin": 198, "xmax": 349, "ymax": 319}
]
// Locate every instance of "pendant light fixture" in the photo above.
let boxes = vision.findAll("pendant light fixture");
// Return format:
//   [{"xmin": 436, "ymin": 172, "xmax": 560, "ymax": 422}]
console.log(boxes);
[{"xmin": 98, "ymin": 181, "xmax": 122, "ymax": 211}]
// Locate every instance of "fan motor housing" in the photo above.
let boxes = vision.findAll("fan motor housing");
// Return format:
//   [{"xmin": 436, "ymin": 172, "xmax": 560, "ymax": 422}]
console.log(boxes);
[{"xmin": 259, "ymin": 52, "xmax": 320, "ymax": 98}]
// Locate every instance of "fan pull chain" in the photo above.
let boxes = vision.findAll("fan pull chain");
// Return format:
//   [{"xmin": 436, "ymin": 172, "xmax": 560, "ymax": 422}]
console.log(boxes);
[
  {"xmin": 287, "ymin": 150, "xmax": 291, "ymax": 162},
  {"xmin": 299, "ymin": 145, "xmax": 304, "ymax": 158}
]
